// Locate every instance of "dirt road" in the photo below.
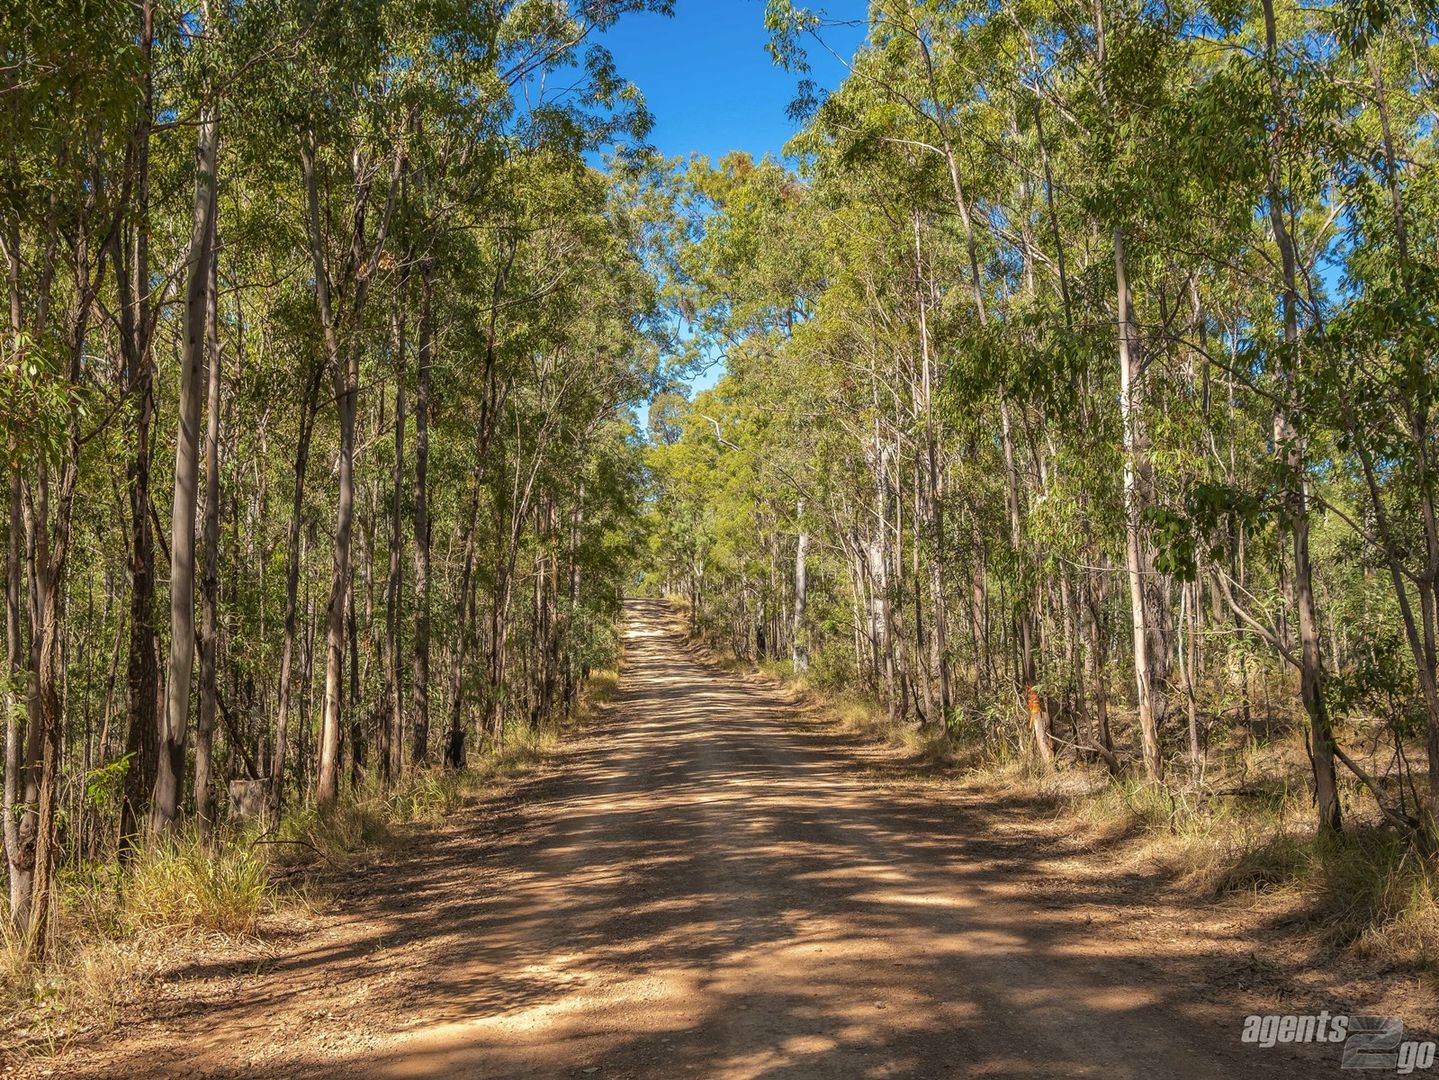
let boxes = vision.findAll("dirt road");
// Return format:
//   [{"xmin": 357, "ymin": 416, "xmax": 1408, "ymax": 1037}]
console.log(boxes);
[{"xmin": 47, "ymin": 599, "xmax": 1341, "ymax": 1078}]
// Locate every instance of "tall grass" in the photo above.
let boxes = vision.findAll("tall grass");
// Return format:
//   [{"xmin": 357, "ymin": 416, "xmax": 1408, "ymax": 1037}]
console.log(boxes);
[
  {"xmin": 122, "ymin": 837, "xmax": 269, "ymax": 935},
  {"xmin": 1204, "ymin": 824, "xmax": 1439, "ymax": 960},
  {"xmin": 272, "ymin": 763, "xmax": 491, "ymax": 864},
  {"xmin": 0, "ymin": 832, "xmax": 275, "ymax": 1058},
  {"xmin": 1048, "ymin": 771, "xmax": 1439, "ymax": 970}
]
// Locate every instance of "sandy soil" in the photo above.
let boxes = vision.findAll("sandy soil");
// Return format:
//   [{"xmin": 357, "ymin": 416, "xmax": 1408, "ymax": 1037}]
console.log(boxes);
[{"xmin": 14, "ymin": 598, "xmax": 1424, "ymax": 1078}]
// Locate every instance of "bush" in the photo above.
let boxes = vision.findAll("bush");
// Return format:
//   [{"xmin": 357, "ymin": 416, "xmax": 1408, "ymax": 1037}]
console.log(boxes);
[
  {"xmin": 383, "ymin": 769, "xmax": 467, "ymax": 824},
  {"xmin": 277, "ymin": 800, "xmax": 390, "ymax": 863},
  {"xmin": 123, "ymin": 837, "xmax": 268, "ymax": 936}
]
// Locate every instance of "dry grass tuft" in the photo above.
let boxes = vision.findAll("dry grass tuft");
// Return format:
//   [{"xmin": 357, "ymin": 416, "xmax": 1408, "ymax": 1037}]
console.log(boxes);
[
  {"xmin": 0, "ymin": 833, "xmax": 282, "ymax": 1060},
  {"xmin": 122, "ymin": 837, "xmax": 268, "ymax": 936},
  {"xmin": 584, "ymin": 668, "xmax": 619, "ymax": 706}
]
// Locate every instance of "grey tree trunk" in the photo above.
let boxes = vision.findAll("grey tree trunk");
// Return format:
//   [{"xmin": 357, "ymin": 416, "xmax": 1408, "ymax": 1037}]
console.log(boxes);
[
  {"xmin": 1181, "ymin": 580, "xmax": 1203, "ymax": 779},
  {"xmin": 411, "ymin": 261, "xmax": 433, "ymax": 765},
  {"xmin": 1261, "ymin": 0, "xmax": 1340, "ymax": 832},
  {"xmin": 868, "ymin": 441, "xmax": 898, "ymax": 723},
  {"xmin": 153, "ymin": 95, "xmax": 218, "ymax": 833},
  {"xmin": 195, "ymin": 246, "xmax": 221, "ymax": 836},
  {"xmin": 562, "ymin": 484, "xmax": 583, "ymax": 714},
  {"xmin": 4, "ymin": 467, "xmax": 25, "ymax": 924},
  {"xmin": 2, "ymin": 224, "xmax": 30, "ymax": 924},
  {"xmin": 792, "ymin": 499, "xmax": 809, "ymax": 673},
  {"xmin": 912, "ymin": 213, "xmax": 950, "ymax": 724},
  {"xmin": 316, "ymin": 351, "xmax": 357, "ymax": 805},
  {"xmin": 270, "ymin": 361, "xmax": 322, "ymax": 814}
]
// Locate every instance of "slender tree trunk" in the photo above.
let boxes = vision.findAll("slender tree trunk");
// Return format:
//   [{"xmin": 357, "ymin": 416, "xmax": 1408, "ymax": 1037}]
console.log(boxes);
[
  {"xmin": 120, "ymin": 359, "xmax": 159, "ymax": 846},
  {"xmin": 562, "ymin": 485, "xmax": 582, "ymax": 714},
  {"xmin": 2, "ymin": 221, "xmax": 29, "ymax": 922},
  {"xmin": 118, "ymin": 0, "xmax": 159, "ymax": 849},
  {"xmin": 4, "ymin": 467, "xmax": 25, "ymax": 923},
  {"xmin": 446, "ymin": 470, "xmax": 482, "ymax": 768},
  {"xmin": 195, "ymin": 245, "xmax": 221, "ymax": 836},
  {"xmin": 971, "ymin": 551, "xmax": 989, "ymax": 699},
  {"xmin": 316, "ymin": 364, "xmax": 356, "ymax": 805},
  {"xmin": 347, "ymin": 573, "xmax": 363, "ymax": 789},
  {"xmin": 300, "ymin": 565, "xmax": 315, "ymax": 793},
  {"xmin": 26, "ymin": 229, "xmax": 91, "ymax": 956},
  {"xmin": 1114, "ymin": 226, "xmax": 1163, "ymax": 783},
  {"xmin": 540, "ymin": 501, "xmax": 560, "ymax": 724},
  {"xmin": 792, "ymin": 499, "xmax": 809, "ymax": 672},
  {"xmin": 301, "ymin": 133, "xmax": 400, "ymax": 806},
  {"xmin": 1000, "ymin": 400, "xmax": 1050, "ymax": 769},
  {"xmin": 28, "ymin": 533, "xmax": 67, "ymax": 958},
  {"xmin": 1085, "ymin": 571, "xmax": 1117, "ymax": 773},
  {"xmin": 1261, "ymin": 0, "xmax": 1340, "ymax": 832},
  {"xmin": 383, "ymin": 280, "xmax": 407, "ymax": 783},
  {"xmin": 154, "ymin": 93, "xmax": 219, "ymax": 832},
  {"xmin": 912, "ymin": 213, "xmax": 950, "ymax": 725},
  {"xmin": 1181, "ymin": 579, "xmax": 1203, "ymax": 780},
  {"xmin": 868, "ymin": 442, "xmax": 896, "ymax": 722},
  {"xmin": 411, "ymin": 261, "xmax": 433, "ymax": 765},
  {"xmin": 270, "ymin": 361, "xmax": 322, "ymax": 814}
]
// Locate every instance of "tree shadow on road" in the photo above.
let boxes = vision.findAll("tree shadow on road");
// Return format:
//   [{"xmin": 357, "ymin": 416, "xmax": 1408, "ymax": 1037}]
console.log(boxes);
[{"xmin": 68, "ymin": 600, "xmax": 1364, "ymax": 1080}]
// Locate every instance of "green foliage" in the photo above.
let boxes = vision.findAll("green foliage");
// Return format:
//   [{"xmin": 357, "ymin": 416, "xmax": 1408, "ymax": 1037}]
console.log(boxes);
[{"xmin": 83, "ymin": 755, "xmax": 133, "ymax": 821}]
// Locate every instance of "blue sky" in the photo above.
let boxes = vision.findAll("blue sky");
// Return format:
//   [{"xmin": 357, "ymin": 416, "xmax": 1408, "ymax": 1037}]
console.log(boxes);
[
  {"xmin": 601, "ymin": 2, "xmax": 867, "ymax": 163},
  {"xmin": 600, "ymin": 2, "xmax": 867, "ymax": 402}
]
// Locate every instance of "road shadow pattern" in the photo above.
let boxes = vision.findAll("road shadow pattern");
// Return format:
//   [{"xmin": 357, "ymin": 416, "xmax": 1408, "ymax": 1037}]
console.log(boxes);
[{"xmin": 72, "ymin": 598, "xmax": 1346, "ymax": 1079}]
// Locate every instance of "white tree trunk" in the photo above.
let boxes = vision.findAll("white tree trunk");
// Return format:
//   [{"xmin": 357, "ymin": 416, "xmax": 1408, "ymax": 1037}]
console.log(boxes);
[
  {"xmin": 792, "ymin": 499, "xmax": 809, "ymax": 672},
  {"xmin": 1115, "ymin": 225, "xmax": 1163, "ymax": 783}
]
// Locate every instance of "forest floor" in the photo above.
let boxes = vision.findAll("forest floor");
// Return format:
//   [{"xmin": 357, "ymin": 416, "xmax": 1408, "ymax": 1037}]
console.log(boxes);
[{"xmin": 10, "ymin": 597, "xmax": 1433, "ymax": 1079}]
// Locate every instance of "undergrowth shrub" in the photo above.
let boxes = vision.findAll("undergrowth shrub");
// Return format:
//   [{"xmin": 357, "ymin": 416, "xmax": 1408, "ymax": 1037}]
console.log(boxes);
[
  {"xmin": 277, "ymin": 799, "xmax": 390, "ymax": 862},
  {"xmin": 123, "ymin": 837, "xmax": 268, "ymax": 936}
]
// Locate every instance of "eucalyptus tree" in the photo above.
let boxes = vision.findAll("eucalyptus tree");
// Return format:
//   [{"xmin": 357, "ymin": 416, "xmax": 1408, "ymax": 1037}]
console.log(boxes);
[{"xmin": 154, "ymin": 0, "xmax": 221, "ymax": 833}]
